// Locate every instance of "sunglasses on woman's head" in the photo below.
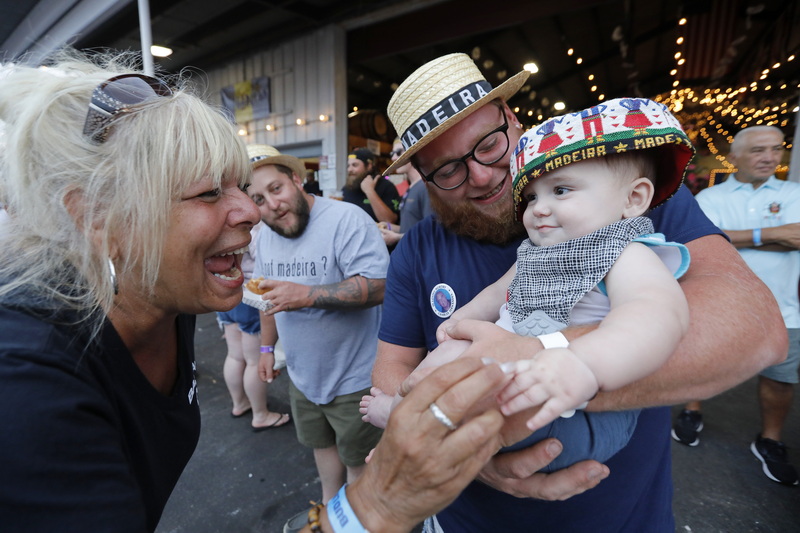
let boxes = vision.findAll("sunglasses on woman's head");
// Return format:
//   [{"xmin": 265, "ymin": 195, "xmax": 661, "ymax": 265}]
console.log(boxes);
[{"xmin": 83, "ymin": 74, "xmax": 173, "ymax": 144}]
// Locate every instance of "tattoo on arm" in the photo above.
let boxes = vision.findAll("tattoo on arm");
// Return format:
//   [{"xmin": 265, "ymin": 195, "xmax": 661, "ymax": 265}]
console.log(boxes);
[{"xmin": 310, "ymin": 275, "xmax": 385, "ymax": 309}]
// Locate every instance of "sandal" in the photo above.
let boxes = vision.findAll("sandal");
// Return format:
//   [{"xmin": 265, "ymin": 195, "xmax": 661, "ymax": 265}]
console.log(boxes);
[{"xmin": 252, "ymin": 413, "xmax": 291, "ymax": 432}]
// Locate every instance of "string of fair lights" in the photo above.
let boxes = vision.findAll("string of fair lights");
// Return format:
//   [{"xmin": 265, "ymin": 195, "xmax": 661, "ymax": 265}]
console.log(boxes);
[
  {"xmin": 232, "ymin": 10, "xmax": 797, "ymax": 182},
  {"xmin": 656, "ymin": 15, "xmax": 798, "ymax": 180},
  {"xmin": 506, "ymin": 12, "xmax": 797, "ymax": 181}
]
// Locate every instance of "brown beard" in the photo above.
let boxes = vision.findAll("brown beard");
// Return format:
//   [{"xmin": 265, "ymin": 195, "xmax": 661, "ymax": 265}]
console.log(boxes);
[
  {"xmin": 344, "ymin": 168, "xmax": 369, "ymax": 191},
  {"xmin": 429, "ymin": 192, "xmax": 525, "ymax": 245},
  {"xmin": 266, "ymin": 189, "xmax": 311, "ymax": 238}
]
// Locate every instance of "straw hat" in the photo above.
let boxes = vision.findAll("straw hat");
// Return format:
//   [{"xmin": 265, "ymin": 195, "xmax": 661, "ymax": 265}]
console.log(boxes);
[
  {"xmin": 511, "ymin": 97, "xmax": 695, "ymax": 219},
  {"xmin": 246, "ymin": 144, "xmax": 306, "ymax": 181},
  {"xmin": 385, "ymin": 53, "xmax": 529, "ymax": 175}
]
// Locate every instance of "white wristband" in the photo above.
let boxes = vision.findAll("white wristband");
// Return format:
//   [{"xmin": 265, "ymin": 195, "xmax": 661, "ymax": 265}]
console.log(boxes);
[
  {"xmin": 537, "ymin": 331, "xmax": 570, "ymax": 349},
  {"xmin": 327, "ymin": 484, "xmax": 369, "ymax": 533},
  {"xmin": 752, "ymin": 227, "xmax": 763, "ymax": 247},
  {"xmin": 536, "ymin": 332, "xmax": 588, "ymax": 418}
]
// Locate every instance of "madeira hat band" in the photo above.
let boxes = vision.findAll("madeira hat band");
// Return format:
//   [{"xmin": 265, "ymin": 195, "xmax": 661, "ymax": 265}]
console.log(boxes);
[
  {"xmin": 385, "ymin": 52, "xmax": 529, "ymax": 175},
  {"xmin": 247, "ymin": 144, "xmax": 306, "ymax": 181},
  {"xmin": 511, "ymin": 97, "xmax": 695, "ymax": 219}
]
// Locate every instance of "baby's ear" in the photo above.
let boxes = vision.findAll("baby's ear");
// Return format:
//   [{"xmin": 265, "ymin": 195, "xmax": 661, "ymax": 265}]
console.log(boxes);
[{"xmin": 623, "ymin": 177, "xmax": 655, "ymax": 218}]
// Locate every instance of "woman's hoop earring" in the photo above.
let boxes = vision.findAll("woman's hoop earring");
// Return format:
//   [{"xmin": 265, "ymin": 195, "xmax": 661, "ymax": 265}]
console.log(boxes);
[{"xmin": 108, "ymin": 257, "xmax": 119, "ymax": 295}]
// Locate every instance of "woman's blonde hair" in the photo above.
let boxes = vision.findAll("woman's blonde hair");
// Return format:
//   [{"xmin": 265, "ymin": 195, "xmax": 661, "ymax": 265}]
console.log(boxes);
[{"xmin": 0, "ymin": 50, "xmax": 250, "ymax": 333}]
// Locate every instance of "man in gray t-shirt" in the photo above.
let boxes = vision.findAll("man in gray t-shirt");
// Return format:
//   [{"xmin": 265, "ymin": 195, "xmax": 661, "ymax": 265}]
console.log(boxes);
[{"xmin": 245, "ymin": 144, "xmax": 388, "ymax": 508}]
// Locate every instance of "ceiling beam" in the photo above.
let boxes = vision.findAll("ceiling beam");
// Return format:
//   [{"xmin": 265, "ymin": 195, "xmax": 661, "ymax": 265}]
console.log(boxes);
[
  {"xmin": 3, "ymin": 0, "xmax": 132, "ymax": 64},
  {"xmin": 348, "ymin": 0, "xmax": 614, "ymax": 63}
]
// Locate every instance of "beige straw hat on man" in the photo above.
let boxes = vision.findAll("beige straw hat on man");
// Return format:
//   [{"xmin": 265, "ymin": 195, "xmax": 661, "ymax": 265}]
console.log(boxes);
[
  {"xmin": 246, "ymin": 143, "xmax": 306, "ymax": 179},
  {"xmin": 385, "ymin": 52, "xmax": 530, "ymax": 175}
]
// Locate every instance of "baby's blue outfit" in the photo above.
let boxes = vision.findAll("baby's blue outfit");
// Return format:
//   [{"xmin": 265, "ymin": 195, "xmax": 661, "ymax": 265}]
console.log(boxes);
[{"xmin": 499, "ymin": 217, "xmax": 690, "ymax": 472}]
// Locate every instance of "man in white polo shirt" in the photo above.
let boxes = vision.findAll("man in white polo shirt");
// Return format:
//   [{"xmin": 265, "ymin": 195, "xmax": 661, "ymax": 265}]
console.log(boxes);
[{"xmin": 672, "ymin": 125, "xmax": 799, "ymax": 486}]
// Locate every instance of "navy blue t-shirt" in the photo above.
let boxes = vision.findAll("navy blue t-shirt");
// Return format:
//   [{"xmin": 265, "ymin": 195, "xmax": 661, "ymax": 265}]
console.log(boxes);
[
  {"xmin": 379, "ymin": 185, "xmax": 722, "ymax": 532},
  {"xmin": 0, "ymin": 306, "xmax": 201, "ymax": 532}
]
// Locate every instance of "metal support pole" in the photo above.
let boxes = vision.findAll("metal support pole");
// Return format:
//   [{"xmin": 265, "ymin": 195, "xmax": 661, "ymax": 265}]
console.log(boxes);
[
  {"xmin": 137, "ymin": 0, "xmax": 154, "ymax": 75},
  {"xmin": 789, "ymin": 94, "xmax": 800, "ymax": 183}
]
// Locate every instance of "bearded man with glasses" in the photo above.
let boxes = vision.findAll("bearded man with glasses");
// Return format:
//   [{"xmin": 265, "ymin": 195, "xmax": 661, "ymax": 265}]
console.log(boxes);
[
  {"xmin": 410, "ymin": 101, "xmax": 521, "ymax": 245},
  {"xmin": 371, "ymin": 53, "xmax": 785, "ymax": 532}
]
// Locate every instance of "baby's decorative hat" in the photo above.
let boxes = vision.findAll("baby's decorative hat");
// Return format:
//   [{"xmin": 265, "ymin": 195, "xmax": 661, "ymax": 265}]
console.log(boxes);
[
  {"xmin": 247, "ymin": 144, "xmax": 306, "ymax": 181},
  {"xmin": 511, "ymin": 97, "xmax": 694, "ymax": 218},
  {"xmin": 385, "ymin": 52, "xmax": 530, "ymax": 175}
]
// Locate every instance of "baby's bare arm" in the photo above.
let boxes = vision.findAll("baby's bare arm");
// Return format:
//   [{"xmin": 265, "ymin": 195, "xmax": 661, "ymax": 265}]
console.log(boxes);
[
  {"xmin": 497, "ymin": 243, "xmax": 688, "ymax": 431},
  {"xmin": 436, "ymin": 265, "xmax": 514, "ymax": 343},
  {"xmin": 568, "ymin": 243, "xmax": 689, "ymax": 391}
]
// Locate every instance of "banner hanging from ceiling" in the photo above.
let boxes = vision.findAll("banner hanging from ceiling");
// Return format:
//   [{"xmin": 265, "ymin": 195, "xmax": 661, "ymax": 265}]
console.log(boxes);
[{"xmin": 221, "ymin": 76, "xmax": 271, "ymax": 124}]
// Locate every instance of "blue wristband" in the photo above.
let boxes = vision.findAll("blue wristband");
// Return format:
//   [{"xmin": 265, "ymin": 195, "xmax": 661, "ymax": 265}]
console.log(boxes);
[
  {"xmin": 260, "ymin": 345, "xmax": 274, "ymax": 353},
  {"xmin": 753, "ymin": 228, "xmax": 763, "ymax": 247},
  {"xmin": 327, "ymin": 484, "xmax": 369, "ymax": 533}
]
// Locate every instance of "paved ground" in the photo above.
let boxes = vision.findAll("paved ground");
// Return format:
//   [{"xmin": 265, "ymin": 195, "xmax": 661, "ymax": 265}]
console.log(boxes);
[{"xmin": 156, "ymin": 312, "xmax": 800, "ymax": 533}]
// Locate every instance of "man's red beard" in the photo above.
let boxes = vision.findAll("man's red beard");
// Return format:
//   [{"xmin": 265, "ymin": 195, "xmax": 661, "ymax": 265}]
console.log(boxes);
[{"xmin": 428, "ymin": 190, "xmax": 525, "ymax": 245}]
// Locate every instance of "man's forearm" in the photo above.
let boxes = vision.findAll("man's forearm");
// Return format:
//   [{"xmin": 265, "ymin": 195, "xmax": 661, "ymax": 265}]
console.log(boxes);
[
  {"xmin": 366, "ymin": 191, "xmax": 399, "ymax": 224},
  {"xmin": 724, "ymin": 228, "xmax": 794, "ymax": 252},
  {"xmin": 311, "ymin": 275, "xmax": 385, "ymax": 309},
  {"xmin": 372, "ymin": 341, "xmax": 427, "ymax": 395},
  {"xmin": 373, "ymin": 360, "xmax": 418, "ymax": 395},
  {"xmin": 589, "ymin": 235, "xmax": 786, "ymax": 411}
]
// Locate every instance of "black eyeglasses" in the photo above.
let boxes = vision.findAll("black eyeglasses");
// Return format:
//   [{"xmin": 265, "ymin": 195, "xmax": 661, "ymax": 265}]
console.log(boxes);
[
  {"xmin": 83, "ymin": 74, "xmax": 173, "ymax": 144},
  {"xmin": 414, "ymin": 111, "xmax": 510, "ymax": 191},
  {"xmin": 391, "ymin": 148, "xmax": 404, "ymax": 157}
]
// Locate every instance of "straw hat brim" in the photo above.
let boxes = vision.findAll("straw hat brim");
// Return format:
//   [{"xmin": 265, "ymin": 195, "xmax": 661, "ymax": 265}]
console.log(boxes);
[
  {"xmin": 385, "ymin": 70, "xmax": 530, "ymax": 176},
  {"xmin": 252, "ymin": 154, "xmax": 306, "ymax": 182}
]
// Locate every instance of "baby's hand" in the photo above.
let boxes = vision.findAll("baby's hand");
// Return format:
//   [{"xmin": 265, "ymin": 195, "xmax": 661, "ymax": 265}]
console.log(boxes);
[
  {"xmin": 424, "ymin": 338, "xmax": 472, "ymax": 370},
  {"xmin": 435, "ymin": 318, "xmax": 459, "ymax": 344},
  {"xmin": 497, "ymin": 347, "xmax": 599, "ymax": 433},
  {"xmin": 407, "ymin": 339, "xmax": 474, "ymax": 393}
]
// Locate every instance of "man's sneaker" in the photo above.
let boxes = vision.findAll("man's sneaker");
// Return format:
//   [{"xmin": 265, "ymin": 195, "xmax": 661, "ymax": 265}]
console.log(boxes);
[
  {"xmin": 750, "ymin": 435, "xmax": 799, "ymax": 486},
  {"xmin": 671, "ymin": 409, "xmax": 703, "ymax": 446}
]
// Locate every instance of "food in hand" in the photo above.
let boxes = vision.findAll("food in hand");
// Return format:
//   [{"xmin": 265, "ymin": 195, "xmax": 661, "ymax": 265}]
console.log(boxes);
[{"xmin": 246, "ymin": 277, "xmax": 270, "ymax": 295}]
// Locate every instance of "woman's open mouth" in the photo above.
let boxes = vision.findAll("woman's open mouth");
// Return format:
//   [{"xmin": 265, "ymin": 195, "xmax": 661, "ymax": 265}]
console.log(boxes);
[{"xmin": 204, "ymin": 246, "xmax": 247, "ymax": 281}]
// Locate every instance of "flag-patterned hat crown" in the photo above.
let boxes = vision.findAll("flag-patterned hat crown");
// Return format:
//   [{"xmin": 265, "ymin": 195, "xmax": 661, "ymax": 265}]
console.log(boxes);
[{"xmin": 511, "ymin": 97, "xmax": 694, "ymax": 218}]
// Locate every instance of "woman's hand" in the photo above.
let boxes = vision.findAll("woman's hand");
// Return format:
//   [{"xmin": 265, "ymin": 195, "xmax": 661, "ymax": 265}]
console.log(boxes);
[{"xmin": 346, "ymin": 357, "xmax": 507, "ymax": 533}]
